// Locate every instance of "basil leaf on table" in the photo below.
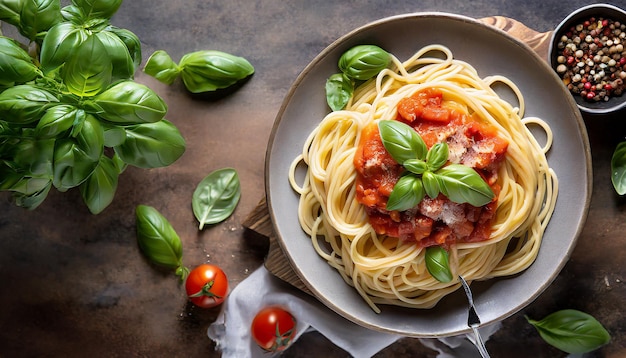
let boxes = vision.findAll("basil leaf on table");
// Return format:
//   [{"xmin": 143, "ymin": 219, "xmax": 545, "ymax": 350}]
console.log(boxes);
[
  {"xmin": 179, "ymin": 50, "xmax": 255, "ymax": 93},
  {"xmin": 192, "ymin": 168, "xmax": 241, "ymax": 230},
  {"xmin": 113, "ymin": 119, "xmax": 185, "ymax": 168},
  {"xmin": 526, "ymin": 309, "xmax": 611, "ymax": 354},
  {"xmin": 135, "ymin": 204, "xmax": 188, "ymax": 279},
  {"xmin": 378, "ymin": 120, "xmax": 427, "ymax": 163},
  {"xmin": 611, "ymin": 141, "xmax": 626, "ymax": 195},
  {"xmin": 144, "ymin": 50, "xmax": 181, "ymax": 85},
  {"xmin": 325, "ymin": 73, "xmax": 353, "ymax": 111},
  {"xmin": 425, "ymin": 246, "xmax": 453, "ymax": 283},
  {"xmin": 338, "ymin": 44, "xmax": 391, "ymax": 81}
]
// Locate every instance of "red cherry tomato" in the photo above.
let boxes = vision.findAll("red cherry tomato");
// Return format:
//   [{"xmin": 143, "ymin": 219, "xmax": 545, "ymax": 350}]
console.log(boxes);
[
  {"xmin": 251, "ymin": 306, "xmax": 297, "ymax": 352},
  {"xmin": 184, "ymin": 264, "xmax": 228, "ymax": 308}
]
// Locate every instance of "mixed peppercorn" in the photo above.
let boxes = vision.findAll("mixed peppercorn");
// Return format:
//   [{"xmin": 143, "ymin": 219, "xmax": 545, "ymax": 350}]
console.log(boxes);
[{"xmin": 555, "ymin": 17, "xmax": 626, "ymax": 102}]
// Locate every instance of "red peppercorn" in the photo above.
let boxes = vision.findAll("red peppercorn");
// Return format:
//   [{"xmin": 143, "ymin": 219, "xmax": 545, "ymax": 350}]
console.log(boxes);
[
  {"xmin": 586, "ymin": 91, "xmax": 596, "ymax": 100},
  {"xmin": 584, "ymin": 82, "xmax": 592, "ymax": 90},
  {"xmin": 620, "ymin": 58, "xmax": 626, "ymax": 66},
  {"xmin": 605, "ymin": 84, "xmax": 613, "ymax": 91}
]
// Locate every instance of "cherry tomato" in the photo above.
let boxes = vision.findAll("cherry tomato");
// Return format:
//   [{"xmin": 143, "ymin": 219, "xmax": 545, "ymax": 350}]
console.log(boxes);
[
  {"xmin": 184, "ymin": 264, "xmax": 228, "ymax": 308},
  {"xmin": 251, "ymin": 306, "xmax": 297, "ymax": 352}
]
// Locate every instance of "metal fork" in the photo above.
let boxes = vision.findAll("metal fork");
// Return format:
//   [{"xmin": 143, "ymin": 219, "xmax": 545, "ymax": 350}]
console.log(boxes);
[{"xmin": 459, "ymin": 275, "xmax": 490, "ymax": 358}]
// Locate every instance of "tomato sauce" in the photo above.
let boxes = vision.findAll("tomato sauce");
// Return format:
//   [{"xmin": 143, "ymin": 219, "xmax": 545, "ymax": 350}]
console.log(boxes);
[{"xmin": 353, "ymin": 88, "xmax": 508, "ymax": 248}]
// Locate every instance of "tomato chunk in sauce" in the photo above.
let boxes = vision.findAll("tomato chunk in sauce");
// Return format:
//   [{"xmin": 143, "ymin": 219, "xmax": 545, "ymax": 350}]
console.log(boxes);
[{"xmin": 353, "ymin": 88, "xmax": 508, "ymax": 248}]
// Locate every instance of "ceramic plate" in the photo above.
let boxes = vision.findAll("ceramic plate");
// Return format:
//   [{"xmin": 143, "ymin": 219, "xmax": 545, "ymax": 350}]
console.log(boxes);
[{"xmin": 265, "ymin": 12, "xmax": 591, "ymax": 337}]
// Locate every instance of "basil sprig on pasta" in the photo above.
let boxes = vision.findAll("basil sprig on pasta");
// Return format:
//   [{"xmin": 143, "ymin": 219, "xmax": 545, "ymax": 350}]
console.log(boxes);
[
  {"xmin": 325, "ymin": 45, "xmax": 391, "ymax": 111},
  {"xmin": 378, "ymin": 120, "xmax": 495, "ymax": 211}
]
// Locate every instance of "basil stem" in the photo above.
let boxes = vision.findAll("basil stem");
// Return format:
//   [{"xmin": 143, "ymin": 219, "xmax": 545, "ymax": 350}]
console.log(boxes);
[
  {"xmin": 425, "ymin": 246, "xmax": 453, "ymax": 283},
  {"xmin": 526, "ymin": 309, "xmax": 611, "ymax": 354},
  {"xmin": 192, "ymin": 168, "xmax": 241, "ymax": 230},
  {"xmin": 611, "ymin": 141, "xmax": 626, "ymax": 195},
  {"xmin": 135, "ymin": 204, "xmax": 188, "ymax": 279}
]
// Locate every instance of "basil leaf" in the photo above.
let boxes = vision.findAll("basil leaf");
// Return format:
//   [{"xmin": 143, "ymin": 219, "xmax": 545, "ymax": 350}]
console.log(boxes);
[
  {"xmin": 39, "ymin": 22, "xmax": 89, "ymax": 74},
  {"xmin": 13, "ymin": 137, "xmax": 54, "ymax": 177},
  {"xmin": 338, "ymin": 44, "xmax": 391, "ymax": 81},
  {"xmin": 35, "ymin": 104, "xmax": 80, "ymax": 138},
  {"xmin": 526, "ymin": 309, "xmax": 611, "ymax": 354},
  {"xmin": 95, "ymin": 30, "xmax": 134, "ymax": 82},
  {"xmin": 52, "ymin": 114, "xmax": 103, "ymax": 190},
  {"xmin": 135, "ymin": 204, "xmax": 183, "ymax": 270},
  {"xmin": 611, "ymin": 141, "xmax": 626, "ymax": 195},
  {"xmin": 179, "ymin": 50, "xmax": 254, "ymax": 93},
  {"xmin": 18, "ymin": 0, "xmax": 62, "ymax": 41},
  {"xmin": 12, "ymin": 178, "xmax": 52, "ymax": 210},
  {"xmin": 325, "ymin": 73, "xmax": 353, "ymax": 111},
  {"xmin": 403, "ymin": 159, "xmax": 427, "ymax": 175},
  {"xmin": 62, "ymin": 34, "xmax": 112, "ymax": 97},
  {"xmin": 144, "ymin": 50, "xmax": 181, "ymax": 85},
  {"xmin": 426, "ymin": 142, "xmax": 449, "ymax": 172},
  {"xmin": 0, "ymin": 36, "xmax": 40, "ymax": 86},
  {"xmin": 378, "ymin": 120, "xmax": 427, "ymax": 163},
  {"xmin": 0, "ymin": 84, "xmax": 58, "ymax": 123},
  {"xmin": 192, "ymin": 168, "xmax": 241, "ymax": 230},
  {"xmin": 425, "ymin": 246, "xmax": 453, "ymax": 283},
  {"xmin": 422, "ymin": 171, "xmax": 440, "ymax": 199},
  {"xmin": 114, "ymin": 119, "xmax": 185, "ymax": 168},
  {"xmin": 71, "ymin": 0, "xmax": 122, "ymax": 20},
  {"xmin": 386, "ymin": 174, "xmax": 423, "ymax": 212},
  {"xmin": 79, "ymin": 155, "xmax": 118, "ymax": 214},
  {"xmin": 100, "ymin": 121, "xmax": 126, "ymax": 147},
  {"xmin": 436, "ymin": 164, "xmax": 494, "ymax": 207},
  {"xmin": 0, "ymin": 0, "xmax": 24, "ymax": 26},
  {"xmin": 93, "ymin": 81, "xmax": 167, "ymax": 124},
  {"xmin": 107, "ymin": 26, "xmax": 142, "ymax": 71}
]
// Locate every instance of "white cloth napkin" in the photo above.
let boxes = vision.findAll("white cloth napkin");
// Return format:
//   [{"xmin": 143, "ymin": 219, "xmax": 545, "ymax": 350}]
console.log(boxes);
[{"xmin": 207, "ymin": 266, "xmax": 501, "ymax": 357}]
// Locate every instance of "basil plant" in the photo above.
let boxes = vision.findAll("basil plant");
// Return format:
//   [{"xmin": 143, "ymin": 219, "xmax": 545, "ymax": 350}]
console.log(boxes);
[{"xmin": 0, "ymin": 0, "xmax": 186, "ymax": 214}]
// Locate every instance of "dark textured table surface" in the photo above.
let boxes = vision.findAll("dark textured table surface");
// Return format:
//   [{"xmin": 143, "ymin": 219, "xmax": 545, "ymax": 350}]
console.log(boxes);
[{"xmin": 1, "ymin": 1, "xmax": 625, "ymax": 357}]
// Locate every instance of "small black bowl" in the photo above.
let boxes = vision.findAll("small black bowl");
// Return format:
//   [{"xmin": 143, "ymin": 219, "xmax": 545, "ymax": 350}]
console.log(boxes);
[{"xmin": 549, "ymin": 3, "xmax": 626, "ymax": 114}]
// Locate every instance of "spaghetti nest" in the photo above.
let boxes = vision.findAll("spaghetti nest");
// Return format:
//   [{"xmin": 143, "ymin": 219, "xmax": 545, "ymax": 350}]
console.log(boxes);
[{"xmin": 288, "ymin": 44, "xmax": 558, "ymax": 313}]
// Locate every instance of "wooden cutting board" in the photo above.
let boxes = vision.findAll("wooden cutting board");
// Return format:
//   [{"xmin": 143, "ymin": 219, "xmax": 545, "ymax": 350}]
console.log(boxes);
[{"xmin": 242, "ymin": 16, "xmax": 552, "ymax": 295}]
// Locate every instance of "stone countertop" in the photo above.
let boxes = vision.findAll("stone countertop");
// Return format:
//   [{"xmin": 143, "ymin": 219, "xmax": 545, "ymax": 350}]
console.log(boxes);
[{"xmin": 1, "ymin": 1, "xmax": 625, "ymax": 357}]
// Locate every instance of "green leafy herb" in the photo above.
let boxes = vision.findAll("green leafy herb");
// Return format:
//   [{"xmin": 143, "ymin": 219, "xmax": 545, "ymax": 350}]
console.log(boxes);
[
  {"xmin": 325, "ymin": 73, "xmax": 353, "ymax": 111},
  {"xmin": 611, "ymin": 141, "xmax": 626, "ymax": 195},
  {"xmin": 325, "ymin": 44, "xmax": 391, "ymax": 111},
  {"xmin": 135, "ymin": 204, "xmax": 188, "ymax": 280},
  {"xmin": 425, "ymin": 246, "xmax": 453, "ymax": 283},
  {"xmin": 192, "ymin": 168, "xmax": 241, "ymax": 230},
  {"xmin": 144, "ymin": 49, "xmax": 255, "ymax": 93},
  {"xmin": 378, "ymin": 120, "xmax": 494, "ymax": 211},
  {"xmin": 0, "ymin": 0, "xmax": 186, "ymax": 213},
  {"xmin": 526, "ymin": 309, "xmax": 611, "ymax": 354},
  {"xmin": 338, "ymin": 44, "xmax": 391, "ymax": 81}
]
